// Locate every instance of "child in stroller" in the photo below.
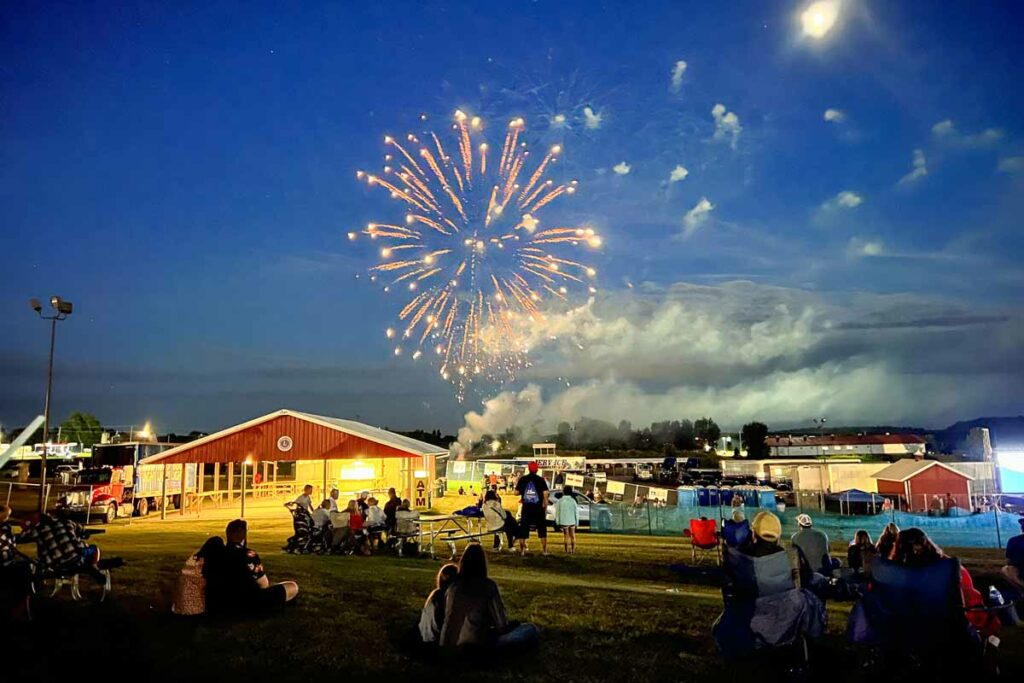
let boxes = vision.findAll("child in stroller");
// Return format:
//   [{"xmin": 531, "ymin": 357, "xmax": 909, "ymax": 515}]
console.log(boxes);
[{"xmin": 283, "ymin": 501, "xmax": 330, "ymax": 554}]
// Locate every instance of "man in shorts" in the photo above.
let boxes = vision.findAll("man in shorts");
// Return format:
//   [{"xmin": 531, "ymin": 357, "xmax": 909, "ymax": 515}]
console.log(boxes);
[{"xmin": 515, "ymin": 461, "xmax": 550, "ymax": 556}]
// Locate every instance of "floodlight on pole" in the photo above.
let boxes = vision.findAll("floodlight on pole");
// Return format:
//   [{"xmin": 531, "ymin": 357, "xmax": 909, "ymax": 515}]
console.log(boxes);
[{"xmin": 29, "ymin": 295, "xmax": 74, "ymax": 513}]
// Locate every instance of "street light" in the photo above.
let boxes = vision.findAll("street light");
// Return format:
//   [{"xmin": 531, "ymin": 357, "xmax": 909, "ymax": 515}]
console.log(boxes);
[{"xmin": 29, "ymin": 295, "xmax": 74, "ymax": 513}]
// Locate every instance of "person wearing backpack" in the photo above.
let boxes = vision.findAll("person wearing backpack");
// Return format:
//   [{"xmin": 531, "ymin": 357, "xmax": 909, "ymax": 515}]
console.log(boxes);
[{"xmin": 514, "ymin": 462, "xmax": 549, "ymax": 556}]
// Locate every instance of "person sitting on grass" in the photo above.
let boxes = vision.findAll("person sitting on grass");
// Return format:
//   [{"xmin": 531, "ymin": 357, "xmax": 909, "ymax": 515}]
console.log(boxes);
[
  {"xmin": 440, "ymin": 543, "xmax": 539, "ymax": 651},
  {"xmin": 311, "ymin": 499, "xmax": 332, "ymax": 531},
  {"xmin": 875, "ymin": 522, "xmax": 899, "ymax": 561},
  {"xmin": 1001, "ymin": 517, "xmax": 1024, "ymax": 594},
  {"xmin": 419, "ymin": 563, "xmax": 459, "ymax": 644},
  {"xmin": 482, "ymin": 489, "xmax": 518, "ymax": 551},
  {"xmin": 847, "ymin": 529, "xmax": 876, "ymax": 578},
  {"xmin": 554, "ymin": 485, "xmax": 579, "ymax": 554},
  {"xmin": 0, "ymin": 505, "xmax": 34, "ymax": 619},
  {"xmin": 204, "ymin": 519, "xmax": 298, "ymax": 615}
]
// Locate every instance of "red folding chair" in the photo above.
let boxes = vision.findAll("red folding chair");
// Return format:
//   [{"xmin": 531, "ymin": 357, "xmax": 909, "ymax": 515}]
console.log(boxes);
[{"xmin": 687, "ymin": 517, "xmax": 721, "ymax": 565}]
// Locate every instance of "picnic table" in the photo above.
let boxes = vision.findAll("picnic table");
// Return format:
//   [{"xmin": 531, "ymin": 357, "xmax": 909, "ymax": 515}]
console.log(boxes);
[{"xmin": 416, "ymin": 513, "xmax": 487, "ymax": 559}]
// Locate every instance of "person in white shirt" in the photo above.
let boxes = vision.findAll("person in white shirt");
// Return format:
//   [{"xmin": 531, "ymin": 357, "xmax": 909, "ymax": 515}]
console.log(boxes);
[
  {"xmin": 364, "ymin": 496, "xmax": 387, "ymax": 549},
  {"xmin": 328, "ymin": 488, "xmax": 340, "ymax": 512},
  {"xmin": 482, "ymin": 489, "xmax": 518, "ymax": 551},
  {"xmin": 294, "ymin": 485, "xmax": 314, "ymax": 512},
  {"xmin": 311, "ymin": 499, "xmax": 332, "ymax": 530}
]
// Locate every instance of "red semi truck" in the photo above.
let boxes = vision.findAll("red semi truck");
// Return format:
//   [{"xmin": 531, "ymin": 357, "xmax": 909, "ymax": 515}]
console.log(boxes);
[{"xmin": 59, "ymin": 442, "xmax": 197, "ymax": 523}]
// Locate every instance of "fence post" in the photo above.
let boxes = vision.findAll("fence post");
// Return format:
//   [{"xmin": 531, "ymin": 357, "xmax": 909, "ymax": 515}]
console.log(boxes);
[
  {"xmin": 646, "ymin": 500, "xmax": 653, "ymax": 535},
  {"xmin": 4, "ymin": 483, "xmax": 11, "ymax": 507},
  {"xmin": 994, "ymin": 505, "xmax": 1002, "ymax": 549},
  {"xmin": 43, "ymin": 484, "xmax": 51, "ymax": 512},
  {"xmin": 85, "ymin": 486, "xmax": 93, "ymax": 525}
]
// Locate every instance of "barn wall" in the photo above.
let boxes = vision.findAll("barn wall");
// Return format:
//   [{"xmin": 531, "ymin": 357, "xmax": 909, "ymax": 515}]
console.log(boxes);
[
  {"xmin": 156, "ymin": 415, "xmax": 416, "ymax": 464},
  {"xmin": 906, "ymin": 467, "xmax": 971, "ymax": 510}
]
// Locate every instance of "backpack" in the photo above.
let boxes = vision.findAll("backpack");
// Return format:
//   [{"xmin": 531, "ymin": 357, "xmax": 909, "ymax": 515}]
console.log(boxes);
[{"xmin": 171, "ymin": 556, "xmax": 206, "ymax": 616}]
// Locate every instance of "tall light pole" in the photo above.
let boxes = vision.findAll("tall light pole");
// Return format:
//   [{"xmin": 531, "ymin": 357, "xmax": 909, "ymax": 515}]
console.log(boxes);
[{"xmin": 29, "ymin": 296, "xmax": 73, "ymax": 513}]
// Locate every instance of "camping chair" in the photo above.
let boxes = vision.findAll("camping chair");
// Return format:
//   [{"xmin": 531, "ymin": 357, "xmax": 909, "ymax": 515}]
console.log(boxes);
[
  {"xmin": 721, "ymin": 519, "xmax": 751, "ymax": 548},
  {"xmin": 687, "ymin": 518, "xmax": 720, "ymax": 565},
  {"xmin": 848, "ymin": 557, "xmax": 990, "ymax": 675}
]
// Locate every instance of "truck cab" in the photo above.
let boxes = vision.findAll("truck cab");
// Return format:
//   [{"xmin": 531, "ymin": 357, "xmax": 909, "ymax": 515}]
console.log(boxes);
[{"xmin": 59, "ymin": 442, "xmax": 188, "ymax": 522}]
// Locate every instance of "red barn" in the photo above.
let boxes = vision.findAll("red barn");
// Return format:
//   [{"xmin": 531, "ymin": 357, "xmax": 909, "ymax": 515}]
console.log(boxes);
[{"xmin": 873, "ymin": 459, "xmax": 973, "ymax": 512}]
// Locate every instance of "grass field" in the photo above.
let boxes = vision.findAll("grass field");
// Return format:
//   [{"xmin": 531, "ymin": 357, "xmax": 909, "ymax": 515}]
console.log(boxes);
[{"xmin": 7, "ymin": 495, "xmax": 1024, "ymax": 682}]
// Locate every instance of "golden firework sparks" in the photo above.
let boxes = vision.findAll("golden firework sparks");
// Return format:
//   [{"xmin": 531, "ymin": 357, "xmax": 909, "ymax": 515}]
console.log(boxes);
[{"xmin": 355, "ymin": 111, "xmax": 601, "ymax": 399}]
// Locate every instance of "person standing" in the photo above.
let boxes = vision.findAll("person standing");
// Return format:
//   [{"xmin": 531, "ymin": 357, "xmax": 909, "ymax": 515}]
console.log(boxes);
[
  {"xmin": 515, "ymin": 462, "xmax": 550, "ymax": 556},
  {"xmin": 294, "ymin": 485, "xmax": 314, "ymax": 512},
  {"xmin": 328, "ymin": 488, "xmax": 340, "ymax": 512},
  {"xmin": 383, "ymin": 487, "xmax": 402, "ymax": 534},
  {"xmin": 554, "ymin": 486, "xmax": 579, "ymax": 554}
]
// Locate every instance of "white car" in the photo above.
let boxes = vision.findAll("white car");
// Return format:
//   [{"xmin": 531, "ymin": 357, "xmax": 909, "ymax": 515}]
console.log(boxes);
[
  {"xmin": 545, "ymin": 489, "xmax": 594, "ymax": 527},
  {"xmin": 633, "ymin": 463, "xmax": 654, "ymax": 481}
]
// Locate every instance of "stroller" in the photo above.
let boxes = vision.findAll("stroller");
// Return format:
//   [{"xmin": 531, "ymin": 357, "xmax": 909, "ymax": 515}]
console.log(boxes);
[{"xmin": 282, "ymin": 502, "xmax": 330, "ymax": 554}]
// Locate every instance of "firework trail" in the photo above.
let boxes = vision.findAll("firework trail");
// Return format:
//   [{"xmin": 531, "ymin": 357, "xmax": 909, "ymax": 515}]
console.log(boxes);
[{"xmin": 353, "ymin": 111, "xmax": 601, "ymax": 400}]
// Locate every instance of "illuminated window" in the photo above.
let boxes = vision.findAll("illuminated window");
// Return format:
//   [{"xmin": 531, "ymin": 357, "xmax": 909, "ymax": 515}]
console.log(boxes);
[{"xmin": 340, "ymin": 461, "xmax": 375, "ymax": 480}]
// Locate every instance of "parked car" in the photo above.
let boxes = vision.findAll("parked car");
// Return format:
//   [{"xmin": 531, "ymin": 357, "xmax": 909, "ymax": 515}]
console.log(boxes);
[
  {"xmin": 632, "ymin": 463, "xmax": 654, "ymax": 482},
  {"xmin": 545, "ymin": 489, "xmax": 594, "ymax": 527}
]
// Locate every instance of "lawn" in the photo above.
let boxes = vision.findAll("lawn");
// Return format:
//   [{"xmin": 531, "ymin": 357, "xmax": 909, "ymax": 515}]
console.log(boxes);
[{"xmin": 7, "ymin": 497, "xmax": 1024, "ymax": 682}]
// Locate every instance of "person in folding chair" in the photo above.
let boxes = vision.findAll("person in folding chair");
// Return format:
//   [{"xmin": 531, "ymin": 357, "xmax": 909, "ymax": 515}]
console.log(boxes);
[
  {"xmin": 688, "ymin": 516, "xmax": 720, "ymax": 565},
  {"xmin": 19, "ymin": 511, "xmax": 123, "ymax": 599},
  {"xmin": 713, "ymin": 511, "xmax": 826, "ymax": 669}
]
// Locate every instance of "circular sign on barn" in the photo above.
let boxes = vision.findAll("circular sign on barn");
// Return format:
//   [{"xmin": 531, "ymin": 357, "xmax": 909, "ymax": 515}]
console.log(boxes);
[{"xmin": 277, "ymin": 435, "xmax": 294, "ymax": 452}]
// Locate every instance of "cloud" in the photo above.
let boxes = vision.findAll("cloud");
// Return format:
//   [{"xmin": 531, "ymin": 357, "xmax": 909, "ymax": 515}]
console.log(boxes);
[
  {"xmin": 848, "ymin": 237, "xmax": 885, "ymax": 257},
  {"xmin": 452, "ymin": 282, "xmax": 1024, "ymax": 443},
  {"xmin": 668, "ymin": 165, "xmax": 689, "ymax": 183},
  {"xmin": 932, "ymin": 119, "xmax": 1004, "ymax": 148},
  {"xmin": 670, "ymin": 60, "xmax": 688, "ymax": 92},
  {"xmin": 898, "ymin": 149, "xmax": 928, "ymax": 185},
  {"xmin": 998, "ymin": 156, "xmax": 1024, "ymax": 173},
  {"xmin": 682, "ymin": 197, "xmax": 714, "ymax": 237},
  {"xmin": 551, "ymin": 113, "xmax": 567, "ymax": 129},
  {"xmin": 823, "ymin": 108, "xmax": 845, "ymax": 123},
  {"xmin": 821, "ymin": 190, "xmax": 863, "ymax": 211},
  {"xmin": 612, "ymin": 161, "xmax": 631, "ymax": 175},
  {"xmin": 582, "ymin": 106, "xmax": 602, "ymax": 130},
  {"xmin": 711, "ymin": 103, "xmax": 742, "ymax": 149}
]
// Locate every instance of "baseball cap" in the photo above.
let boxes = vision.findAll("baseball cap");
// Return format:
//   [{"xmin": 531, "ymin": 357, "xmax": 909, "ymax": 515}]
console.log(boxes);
[
  {"xmin": 796, "ymin": 513, "xmax": 813, "ymax": 528},
  {"xmin": 751, "ymin": 511, "xmax": 782, "ymax": 542},
  {"xmin": 528, "ymin": 461, "xmax": 539, "ymax": 473}
]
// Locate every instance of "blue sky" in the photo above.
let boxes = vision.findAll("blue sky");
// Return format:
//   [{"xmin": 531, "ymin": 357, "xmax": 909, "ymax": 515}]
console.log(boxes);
[{"xmin": 2, "ymin": 1, "xmax": 1023, "ymax": 436}]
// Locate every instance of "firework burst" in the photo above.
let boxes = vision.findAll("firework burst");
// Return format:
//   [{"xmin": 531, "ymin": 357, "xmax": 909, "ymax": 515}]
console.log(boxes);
[{"xmin": 354, "ymin": 111, "xmax": 601, "ymax": 399}]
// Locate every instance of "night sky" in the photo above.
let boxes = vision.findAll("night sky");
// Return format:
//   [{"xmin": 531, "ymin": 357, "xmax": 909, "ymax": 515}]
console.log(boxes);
[{"xmin": 2, "ymin": 1, "xmax": 1023, "ymax": 437}]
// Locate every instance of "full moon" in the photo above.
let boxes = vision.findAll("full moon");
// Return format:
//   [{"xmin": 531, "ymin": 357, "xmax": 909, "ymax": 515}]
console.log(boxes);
[{"xmin": 801, "ymin": 0, "xmax": 840, "ymax": 39}]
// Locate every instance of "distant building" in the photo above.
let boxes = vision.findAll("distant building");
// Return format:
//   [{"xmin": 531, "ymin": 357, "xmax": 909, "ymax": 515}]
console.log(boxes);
[
  {"xmin": 873, "ymin": 458, "xmax": 973, "ymax": 512},
  {"xmin": 532, "ymin": 443, "xmax": 556, "ymax": 458},
  {"xmin": 766, "ymin": 434, "xmax": 926, "ymax": 458}
]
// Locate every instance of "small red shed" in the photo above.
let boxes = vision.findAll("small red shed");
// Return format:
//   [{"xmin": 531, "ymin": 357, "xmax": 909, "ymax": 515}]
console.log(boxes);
[{"xmin": 873, "ymin": 459, "xmax": 973, "ymax": 512}]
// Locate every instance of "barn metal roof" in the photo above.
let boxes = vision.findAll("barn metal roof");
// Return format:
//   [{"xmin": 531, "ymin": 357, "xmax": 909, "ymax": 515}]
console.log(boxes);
[{"xmin": 872, "ymin": 458, "xmax": 974, "ymax": 482}]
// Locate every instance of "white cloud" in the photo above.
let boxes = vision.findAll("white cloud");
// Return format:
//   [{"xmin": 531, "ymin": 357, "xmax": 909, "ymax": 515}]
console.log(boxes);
[
  {"xmin": 582, "ymin": 106, "xmax": 602, "ymax": 130},
  {"xmin": 668, "ymin": 165, "xmax": 689, "ymax": 183},
  {"xmin": 612, "ymin": 161, "xmax": 631, "ymax": 175},
  {"xmin": 998, "ymin": 156, "xmax": 1024, "ymax": 173},
  {"xmin": 551, "ymin": 113, "xmax": 567, "ymax": 129},
  {"xmin": 682, "ymin": 197, "xmax": 714, "ymax": 237},
  {"xmin": 452, "ymin": 282, "xmax": 1024, "ymax": 446},
  {"xmin": 711, "ymin": 103, "xmax": 742, "ymax": 149},
  {"xmin": 898, "ymin": 149, "xmax": 928, "ymax": 185},
  {"xmin": 931, "ymin": 119, "xmax": 1004, "ymax": 148},
  {"xmin": 823, "ymin": 108, "xmax": 845, "ymax": 123},
  {"xmin": 819, "ymin": 190, "xmax": 863, "ymax": 212},
  {"xmin": 848, "ymin": 237, "xmax": 885, "ymax": 257},
  {"xmin": 670, "ymin": 60, "xmax": 688, "ymax": 92}
]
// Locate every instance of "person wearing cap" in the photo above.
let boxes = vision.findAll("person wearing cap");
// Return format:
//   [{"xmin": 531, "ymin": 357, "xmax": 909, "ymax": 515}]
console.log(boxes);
[
  {"xmin": 746, "ymin": 510, "xmax": 786, "ymax": 557},
  {"xmin": 791, "ymin": 513, "xmax": 838, "ymax": 578},
  {"xmin": 514, "ymin": 462, "xmax": 550, "ymax": 555}
]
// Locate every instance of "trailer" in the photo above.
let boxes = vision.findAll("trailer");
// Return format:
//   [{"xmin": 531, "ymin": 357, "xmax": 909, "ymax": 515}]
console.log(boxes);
[{"xmin": 59, "ymin": 442, "xmax": 196, "ymax": 522}]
